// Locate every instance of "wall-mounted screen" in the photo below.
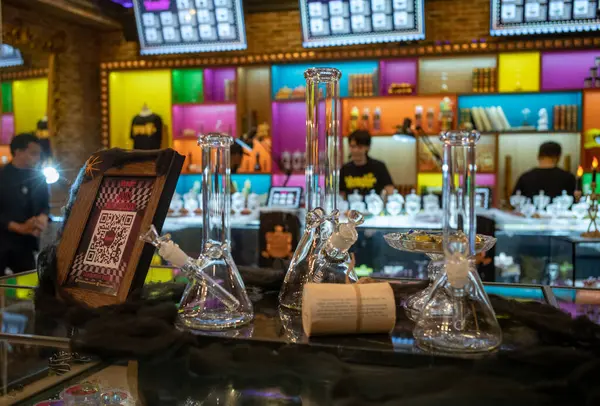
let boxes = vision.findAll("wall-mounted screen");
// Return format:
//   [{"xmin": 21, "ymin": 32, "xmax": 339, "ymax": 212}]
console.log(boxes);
[
  {"xmin": 0, "ymin": 44, "xmax": 24, "ymax": 68},
  {"xmin": 299, "ymin": 0, "xmax": 425, "ymax": 48},
  {"xmin": 491, "ymin": 0, "xmax": 600, "ymax": 36},
  {"xmin": 132, "ymin": 0, "xmax": 247, "ymax": 55}
]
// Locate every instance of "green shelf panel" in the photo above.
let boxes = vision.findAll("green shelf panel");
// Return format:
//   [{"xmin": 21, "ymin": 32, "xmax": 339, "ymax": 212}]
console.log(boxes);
[
  {"xmin": 172, "ymin": 69, "xmax": 204, "ymax": 104},
  {"xmin": 2, "ymin": 82, "xmax": 13, "ymax": 114}
]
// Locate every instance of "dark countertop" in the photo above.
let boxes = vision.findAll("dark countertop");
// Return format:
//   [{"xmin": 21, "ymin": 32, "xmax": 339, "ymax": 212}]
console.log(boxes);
[{"xmin": 3, "ymin": 276, "xmax": 600, "ymax": 405}]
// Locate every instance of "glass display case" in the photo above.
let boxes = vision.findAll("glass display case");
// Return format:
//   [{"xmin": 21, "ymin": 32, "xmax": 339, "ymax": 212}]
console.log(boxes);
[
  {"xmin": 2, "ymin": 276, "xmax": 600, "ymax": 405},
  {"xmin": 548, "ymin": 237, "xmax": 600, "ymax": 287}
]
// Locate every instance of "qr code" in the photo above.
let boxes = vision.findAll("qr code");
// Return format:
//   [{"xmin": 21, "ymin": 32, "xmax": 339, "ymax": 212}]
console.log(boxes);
[{"xmin": 83, "ymin": 210, "xmax": 136, "ymax": 270}]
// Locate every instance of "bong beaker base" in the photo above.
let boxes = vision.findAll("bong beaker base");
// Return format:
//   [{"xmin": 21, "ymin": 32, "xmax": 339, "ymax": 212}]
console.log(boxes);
[
  {"xmin": 178, "ymin": 256, "xmax": 253, "ymax": 331},
  {"xmin": 414, "ymin": 267, "xmax": 502, "ymax": 354}
]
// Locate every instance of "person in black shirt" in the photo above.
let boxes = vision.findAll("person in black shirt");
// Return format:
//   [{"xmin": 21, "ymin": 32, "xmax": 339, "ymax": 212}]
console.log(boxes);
[
  {"xmin": 0, "ymin": 133, "xmax": 50, "ymax": 275},
  {"xmin": 340, "ymin": 130, "xmax": 394, "ymax": 197},
  {"xmin": 512, "ymin": 141, "xmax": 576, "ymax": 199}
]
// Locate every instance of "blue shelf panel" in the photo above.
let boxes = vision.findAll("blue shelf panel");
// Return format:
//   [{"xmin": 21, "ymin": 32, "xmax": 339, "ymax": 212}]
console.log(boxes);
[
  {"xmin": 176, "ymin": 173, "xmax": 272, "ymax": 196},
  {"xmin": 484, "ymin": 284, "xmax": 545, "ymax": 301},
  {"xmin": 458, "ymin": 91, "xmax": 583, "ymax": 131},
  {"xmin": 271, "ymin": 60, "xmax": 379, "ymax": 99}
]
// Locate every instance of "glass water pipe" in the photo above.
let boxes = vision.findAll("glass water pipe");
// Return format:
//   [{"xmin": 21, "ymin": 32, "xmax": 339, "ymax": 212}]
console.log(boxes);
[
  {"xmin": 414, "ymin": 131, "xmax": 502, "ymax": 354},
  {"xmin": 279, "ymin": 67, "xmax": 343, "ymax": 310},
  {"xmin": 164, "ymin": 133, "xmax": 253, "ymax": 330}
]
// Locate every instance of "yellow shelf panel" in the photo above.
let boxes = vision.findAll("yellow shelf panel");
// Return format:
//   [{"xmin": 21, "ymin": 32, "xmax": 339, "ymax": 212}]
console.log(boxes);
[{"xmin": 498, "ymin": 52, "xmax": 540, "ymax": 93}]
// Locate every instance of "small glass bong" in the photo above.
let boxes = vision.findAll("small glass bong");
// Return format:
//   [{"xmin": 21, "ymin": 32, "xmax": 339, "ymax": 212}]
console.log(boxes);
[
  {"xmin": 158, "ymin": 133, "xmax": 253, "ymax": 330},
  {"xmin": 414, "ymin": 131, "xmax": 502, "ymax": 353},
  {"xmin": 279, "ymin": 67, "xmax": 346, "ymax": 310},
  {"xmin": 140, "ymin": 225, "xmax": 241, "ymax": 312}
]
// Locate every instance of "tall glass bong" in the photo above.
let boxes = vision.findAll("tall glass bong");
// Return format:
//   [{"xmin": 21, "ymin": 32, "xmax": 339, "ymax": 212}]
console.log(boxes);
[
  {"xmin": 279, "ymin": 67, "xmax": 348, "ymax": 310},
  {"xmin": 413, "ymin": 130, "xmax": 502, "ymax": 353},
  {"xmin": 177, "ymin": 133, "xmax": 253, "ymax": 330}
]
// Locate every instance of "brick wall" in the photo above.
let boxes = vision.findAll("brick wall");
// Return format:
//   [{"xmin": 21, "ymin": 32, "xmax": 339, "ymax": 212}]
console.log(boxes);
[
  {"xmin": 102, "ymin": 0, "xmax": 492, "ymax": 61},
  {"xmin": 3, "ymin": 4, "xmax": 103, "ymax": 180}
]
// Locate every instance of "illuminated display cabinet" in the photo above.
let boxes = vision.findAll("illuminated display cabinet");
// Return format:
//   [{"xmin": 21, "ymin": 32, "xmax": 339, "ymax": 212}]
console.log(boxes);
[
  {"xmin": 299, "ymin": 0, "xmax": 425, "ymax": 47},
  {"xmin": 491, "ymin": 0, "xmax": 600, "ymax": 36},
  {"xmin": 132, "ymin": 0, "xmax": 247, "ymax": 55}
]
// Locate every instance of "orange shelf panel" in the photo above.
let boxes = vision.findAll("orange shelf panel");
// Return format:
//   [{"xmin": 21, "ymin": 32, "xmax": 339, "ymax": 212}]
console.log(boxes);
[
  {"xmin": 172, "ymin": 138, "xmax": 272, "ymax": 175},
  {"xmin": 584, "ymin": 90, "xmax": 600, "ymax": 131},
  {"xmin": 341, "ymin": 95, "xmax": 457, "ymax": 137}
]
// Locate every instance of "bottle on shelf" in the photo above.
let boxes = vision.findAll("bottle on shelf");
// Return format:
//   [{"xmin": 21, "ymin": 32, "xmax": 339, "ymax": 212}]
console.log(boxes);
[
  {"xmin": 187, "ymin": 152, "xmax": 193, "ymax": 173},
  {"xmin": 415, "ymin": 105, "xmax": 423, "ymax": 129},
  {"xmin": 254, "ymin": 152, "xmax": 262, "ymax": 172},
  {"xmin": 426, "ymin": 108, "xmax": 435, "ymax": 132},
  {"xmin": 440, "ymin": 71, "xmax": 448, "ymax": 92},
  {"xmin": 349, "ymin": 106, "xmax": 360, "ymax": 133},
  {"xmin": 373, "ymin": 107, "xmax": 381, "ymax": 132},
  {"xmin": 361, "ymin": 108, "xmax": 370, "ymax": 131}
]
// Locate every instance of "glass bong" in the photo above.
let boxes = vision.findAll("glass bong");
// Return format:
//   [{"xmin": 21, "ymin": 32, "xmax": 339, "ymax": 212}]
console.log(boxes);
[
  {"xmin": 172, "ymin": 133, "xmax": 253, "ymax": 330},
  {"xmin": 414, "ymin": 131, "xmax": 502, "ymax": 353},
  {"xmin": 279, "ymin": 67, "xmax": 345, "ymax": 310}
]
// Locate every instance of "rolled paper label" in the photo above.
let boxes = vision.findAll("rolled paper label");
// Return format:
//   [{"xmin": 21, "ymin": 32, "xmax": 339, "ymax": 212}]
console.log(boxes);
[
  {"xmin": 158, "ymin": 241, "xmax": 188, "ymax": 268},
  {"xmin": 446, "ymin": 254, "xmax": 470, "ymax": 289},
  {"xmin": 301, "ymin": 282, "xmax": 396, "ymax": 337}
]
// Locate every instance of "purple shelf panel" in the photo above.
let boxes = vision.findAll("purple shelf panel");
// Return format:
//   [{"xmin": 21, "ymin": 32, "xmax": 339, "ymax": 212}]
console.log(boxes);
[
  {"xmin": 204, "ymin": 68, "xmax": 236, "ymax": 102},
  {"xmin": 272, "ymin": 101, "xmax": 306, "ymax": 160},
  {"xmin": 541, "ymin": 50, "xmax": 600, "ymax": 90},
  {"xmin": 475, "ymin": 173, "xmax": 496, "ymax": 187},
  {"xmin": 272, "ymin": 174, "xmax": 305, "ymax": 189},
  {"xmin": 271, "ymin": 100, "xmax": 327, "ymax": 166},
  {"xmin": 1, "ymin": 114, "xmax": 14, "ymax": 145},
  {"xmin": 172, "ymin": 104, "xmax": 236, "ymax": 139},
  {"xmin": 379, "ymin": 59, "xmax": 418, "ymax": 96}
]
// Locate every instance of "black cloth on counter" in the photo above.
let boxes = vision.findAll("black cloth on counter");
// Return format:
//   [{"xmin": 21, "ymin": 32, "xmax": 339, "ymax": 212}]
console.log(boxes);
[
  {"xmin": 512, "ymin": 167, "xmax": 576, "ymax": 199},
  {"xmin": 0, "ymin": 163, "xmax": 49, "ymax": 252},
  {"xmin": 340, "ymin": 157, "xmax": 393, "ymax": 196},
  {"xmin": 130, "ymin": 113, "xmax": 163, "ymax": 150}
]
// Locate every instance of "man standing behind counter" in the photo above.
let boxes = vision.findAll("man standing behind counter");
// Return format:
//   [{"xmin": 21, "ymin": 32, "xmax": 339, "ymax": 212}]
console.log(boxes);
[
  {"xmin": 512, "ymin": 141, "xmax": 576, "ymax": 199},
  {"xmin": 340, "ymin": 130, "xmax": 395, "ymax": 197},
  {"xmin": 0, "ymin": 133, "xmax": 49, "ymax": 274}
]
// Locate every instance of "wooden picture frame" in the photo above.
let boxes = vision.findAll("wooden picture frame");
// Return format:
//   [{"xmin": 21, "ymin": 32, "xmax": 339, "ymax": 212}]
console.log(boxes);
[{"xmin": 56, "ymin": 148, "xmax": 184, "ymax": 307}]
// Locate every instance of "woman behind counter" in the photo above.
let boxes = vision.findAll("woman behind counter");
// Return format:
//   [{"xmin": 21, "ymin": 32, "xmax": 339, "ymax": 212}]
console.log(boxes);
[{"xmin": 340, "ymin": 130, "xmax": 395, "ymax": 197}]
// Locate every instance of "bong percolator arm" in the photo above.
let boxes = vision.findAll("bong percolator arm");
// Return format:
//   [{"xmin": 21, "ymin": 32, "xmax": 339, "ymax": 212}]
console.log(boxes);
[{"xmin": 140, "ymin": 225, "xmax": 241, "ymax": 311}]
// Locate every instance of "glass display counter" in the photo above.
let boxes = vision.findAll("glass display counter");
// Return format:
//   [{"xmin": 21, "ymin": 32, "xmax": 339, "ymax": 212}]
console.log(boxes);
[
  {"xmin": 47, "ymin": 210, "xmax": 599, "ymax": 287},
  {"xmin": 2, "ymin": 277, "xmax": 600, "ymax": 405}
]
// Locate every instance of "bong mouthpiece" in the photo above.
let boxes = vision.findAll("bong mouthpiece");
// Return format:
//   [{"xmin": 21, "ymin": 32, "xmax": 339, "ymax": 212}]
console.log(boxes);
[{"xmin": 328, "ymin": 222, "xmax": 358, "ymax": 253}]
